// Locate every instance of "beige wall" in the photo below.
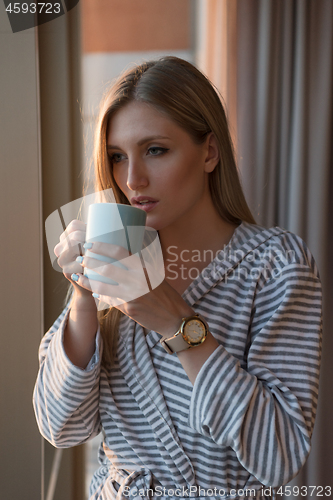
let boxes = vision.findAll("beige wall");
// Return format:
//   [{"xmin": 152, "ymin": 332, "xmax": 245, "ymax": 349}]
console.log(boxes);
[
  {"xmin": 0, "ymin": 3, "xmax": 85, "ymax": 499},
  {"xmin": 0, "ymin": 6, "xmax": 43, "ymax": 499},
  {"xmin": 38, "ymin": 8, "xmax": 85, "ymax": 500},
  {"xmin": 81, "ymin": 0, "xmax": 191, "ymax": 53}
]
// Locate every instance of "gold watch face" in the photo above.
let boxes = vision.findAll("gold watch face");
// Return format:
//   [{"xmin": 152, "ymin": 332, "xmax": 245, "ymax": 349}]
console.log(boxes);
[{"xmin": 183, "ymin": 318, "xmax": 206, "ymax": 346}]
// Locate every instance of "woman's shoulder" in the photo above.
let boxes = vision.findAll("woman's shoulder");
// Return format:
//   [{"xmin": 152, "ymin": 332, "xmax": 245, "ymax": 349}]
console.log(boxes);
[{"xmin": 232, "ymin": 222, "xmax": 320, "ymax": 279}]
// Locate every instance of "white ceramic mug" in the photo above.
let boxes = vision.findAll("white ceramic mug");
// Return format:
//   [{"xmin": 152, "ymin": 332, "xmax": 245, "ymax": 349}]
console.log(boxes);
[{"xmin": 84, "ymin": 203, "xmax": 147, "ymax": 285}]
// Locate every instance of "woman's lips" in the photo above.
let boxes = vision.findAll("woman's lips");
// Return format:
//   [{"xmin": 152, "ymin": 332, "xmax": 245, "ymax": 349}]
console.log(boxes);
[{"xmin": 132, "ymin": 201, "xmax": 158, "ymax": 212}]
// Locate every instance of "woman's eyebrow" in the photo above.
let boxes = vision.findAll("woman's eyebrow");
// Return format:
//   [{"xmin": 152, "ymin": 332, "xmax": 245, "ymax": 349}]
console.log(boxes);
[{"xmin": 107, "ymin": 135, "xmax": 171, "ymax": 150}]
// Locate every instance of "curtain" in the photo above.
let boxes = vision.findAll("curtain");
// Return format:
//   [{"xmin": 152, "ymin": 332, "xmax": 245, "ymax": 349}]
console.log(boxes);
[{"xmin": 198, "ymin": 0, "xmax": 333, "ymax": 497}]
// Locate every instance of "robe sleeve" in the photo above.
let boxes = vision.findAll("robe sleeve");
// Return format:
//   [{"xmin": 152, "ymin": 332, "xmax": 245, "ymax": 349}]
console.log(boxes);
[{"xmin": 33, "ymin": 306, "xmax": 103, "ymax": 448}]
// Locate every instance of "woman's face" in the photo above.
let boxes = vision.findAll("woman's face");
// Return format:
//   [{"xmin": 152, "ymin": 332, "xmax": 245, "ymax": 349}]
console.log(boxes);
[{"xmin": 107, "ymin": 101, "xmax": 218, "ymax": 232}]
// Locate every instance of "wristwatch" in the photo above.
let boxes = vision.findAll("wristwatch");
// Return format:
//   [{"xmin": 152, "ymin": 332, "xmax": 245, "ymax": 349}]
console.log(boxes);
[{"xmin": 160, "ymin": 314, "xmax": 209, "ymax": 354}]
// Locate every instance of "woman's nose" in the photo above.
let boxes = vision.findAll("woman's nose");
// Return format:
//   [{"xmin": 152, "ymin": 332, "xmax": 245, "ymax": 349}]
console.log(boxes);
[{"xmin": 126, "ymin": 160, "xmax": 149, "ymax": 191}]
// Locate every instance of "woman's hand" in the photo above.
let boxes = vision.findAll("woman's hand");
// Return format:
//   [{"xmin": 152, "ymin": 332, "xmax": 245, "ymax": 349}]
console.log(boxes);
[
  {"xmin": 54, "ymin": 220, "xmax": 92, "ymax": 298},
  {"xmin": 72, "ymin": 241, "xmax": 195, "ymax": 337},
  {"xmin": 71, "ymin": 240, "xmax": 219, "ymax": 381}
]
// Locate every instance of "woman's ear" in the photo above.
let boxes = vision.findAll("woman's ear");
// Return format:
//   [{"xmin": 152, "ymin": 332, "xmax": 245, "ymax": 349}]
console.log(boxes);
[{"xmin": 203, "ymin": 132, "xmax": 220, "ymax": 173}]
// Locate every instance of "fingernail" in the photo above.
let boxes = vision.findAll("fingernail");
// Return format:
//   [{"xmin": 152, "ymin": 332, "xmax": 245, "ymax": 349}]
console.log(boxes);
[
  {"xmin": 76, "ymin": 256, "xmax": 83, "ymax": 264},
  {"xmin": 84, "ymin": 242, "xmax": 93, "ymax": 249},
  {"xmin": 71, "ymin": 273, "xmax": 79, "ymax": 282},
  {"xmin": 92, "ymin": 293, "xmax": 100, "ymax": 299}
]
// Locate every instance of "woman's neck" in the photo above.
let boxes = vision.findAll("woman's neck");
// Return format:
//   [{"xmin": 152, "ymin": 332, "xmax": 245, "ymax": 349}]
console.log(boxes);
[
  {"xmin": 159, "ymin": 195, "xmax": 236, "ymax": 254},
  {"xmin": 158, "ymin": 200, "xmax": 238, "ymax": 293}
]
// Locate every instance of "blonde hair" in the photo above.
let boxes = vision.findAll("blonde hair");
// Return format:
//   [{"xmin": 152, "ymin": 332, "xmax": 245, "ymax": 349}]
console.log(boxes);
[{"xmin": 92, "ymin": 56, "xmax": 255, "ymax": 365}]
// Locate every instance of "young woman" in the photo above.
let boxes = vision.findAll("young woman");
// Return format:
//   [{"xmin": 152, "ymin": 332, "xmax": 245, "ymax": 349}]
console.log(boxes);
[{"xmin": 33, "ymin": 57, "xmax": 322, "ymax": 500}]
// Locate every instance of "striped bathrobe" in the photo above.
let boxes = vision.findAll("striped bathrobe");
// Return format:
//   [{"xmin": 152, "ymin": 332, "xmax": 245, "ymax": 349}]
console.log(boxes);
[{"xmin": 33, "ymin": 222, "xmax": 322, "ymax": 500}]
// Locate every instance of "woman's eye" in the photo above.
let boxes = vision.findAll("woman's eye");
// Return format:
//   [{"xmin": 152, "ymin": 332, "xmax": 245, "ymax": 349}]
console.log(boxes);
[
  {"xmin": 110, "ymin": 153, "xmax": 125, "ymax": 163},
  {"xmin": 147, "ymin": 147, "xmax": 169, "ymax": 156}
]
